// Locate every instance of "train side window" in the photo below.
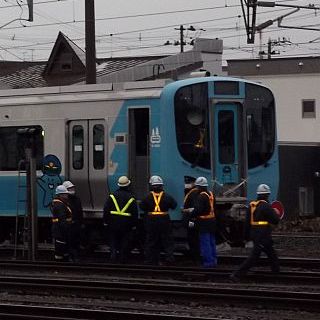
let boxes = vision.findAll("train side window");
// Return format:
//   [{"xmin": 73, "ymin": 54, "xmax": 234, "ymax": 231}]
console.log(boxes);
[
  {"xmin": 93, "ymin": 124, "xmax": 105, "ymax": 170},
  {"xmin": 0, "ymin": 126, "xmax": 44, "ymax": 171},
  {"xmin": 72, "ymin": 125, "xmax": 84, "ymax": 170}
]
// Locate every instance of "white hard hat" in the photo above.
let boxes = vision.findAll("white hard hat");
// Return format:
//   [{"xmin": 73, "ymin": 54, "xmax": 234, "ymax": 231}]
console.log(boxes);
[
  {"xmin": 195, "ymin": 176, "xmax": 208, "ymax": 187},
  {"xmin": 149, "ymin": 175, "xmax": 163, "ymax": 186},
  {"xmin": 257, "ymin": 184, "xmax": 271, "ymax": 194},
  {"xmin": 117, "ymin": 176, "xmax": 131, "ymax": 187},
  {"xmin": 62, "ymin": 180, "xmax": 75, "ymax": 189},
  {"xmin": 55, "ymin": 185, "xmax": 69, "ymax": 195}
]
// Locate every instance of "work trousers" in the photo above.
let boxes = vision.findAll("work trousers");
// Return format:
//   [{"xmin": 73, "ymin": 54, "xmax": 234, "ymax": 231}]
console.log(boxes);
[
  {"xmin": 54, "ymin": 238, "xmax": 69, "ymax": 262},
  {"xmin": 234, "ymin": 238, "xmax": 279, "ymax": 276},
  {"xmin": 144, "ymin": 215, "xmax": 174, "ymax": 265},
  {"xmin": 109, "ymin": 220, "xmax": 132, "ymax": 263},
  {"xmin": 187, "ymin": 226, "xmax": 200, "ymax": 263},
  {"xmin": 68, "ymin": 223, "xmax": 81, "ymax": 262},
  {"xmin": 199, "ymin": 232, "xmax": 217, "ymax": 268},
  {"xmin": 52, "ymin": 222, "xmax": 70, "ymax": 262}
]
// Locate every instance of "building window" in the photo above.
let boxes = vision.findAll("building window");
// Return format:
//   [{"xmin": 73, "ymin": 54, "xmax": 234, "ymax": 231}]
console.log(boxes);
[{"xmin": 302, "ymin": 100, "xmax": 316, "ymax": 118}]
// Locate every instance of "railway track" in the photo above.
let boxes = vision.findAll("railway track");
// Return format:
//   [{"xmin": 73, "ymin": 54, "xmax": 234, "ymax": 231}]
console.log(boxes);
[
  {"xmin": 0, "ymin": 303, "xmax": 224, "ymax": 320},
  {"xmin": 0, "ymin": 260, "xmax": 319, "ymax": 284},
  {"xmin": 0, "ymin": 275, "xmax": 319, "ymax": 311}
]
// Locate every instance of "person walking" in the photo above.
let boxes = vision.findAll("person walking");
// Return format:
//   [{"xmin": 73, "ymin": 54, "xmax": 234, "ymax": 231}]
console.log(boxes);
[
  {"xmin": 103, "ymin": 176, "xmax": 138, "ymax": 263},
  {"xmin": 140, "ymin": 175, "xmax": 177, "ymax": 266},
  {"xmin": 181, "ymin": 176, "xmax": 200, "ymax": 264},
  {"xmin": 191, "ymin": 177, "xmax": 217, "ymax": 268},
  {"xmin": 230, "ymin": 184, "xmax": 280, "ymax": 281},
  {"xmin": 62, "ymin": 180, "xmax": 83, "ymax": 262},
  {"xmin": 50, "ymin": 185, "xmax": 73, "ymax": 262}
]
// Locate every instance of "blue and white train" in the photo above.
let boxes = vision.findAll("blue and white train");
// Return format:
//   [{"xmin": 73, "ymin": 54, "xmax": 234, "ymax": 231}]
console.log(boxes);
[{"xmin": 0, "ymin": 76, "xmax": 278, "ymax": 244}]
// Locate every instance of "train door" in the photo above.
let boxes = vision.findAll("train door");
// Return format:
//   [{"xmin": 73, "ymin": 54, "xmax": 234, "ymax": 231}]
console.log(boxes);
[
  {"xmin": 68, "ymin": 120, "xmax": 107, "ymax": 211},
  {"xmin": 214, "ymin": 104, "xmax": 239, "ymax": 184},
  {"xmin": 128, "ymin": 108, "xmax": 150, "ymax": 200}
]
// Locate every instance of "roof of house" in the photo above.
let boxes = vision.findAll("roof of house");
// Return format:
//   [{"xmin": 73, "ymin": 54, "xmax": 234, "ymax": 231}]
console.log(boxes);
[
  {"xmin": 0, "ymin": 34, "xmax": 223, "ymax": 89},
  {"xmin": 0, "ymin": 32, "xmax": 169, "ymax": 89}
]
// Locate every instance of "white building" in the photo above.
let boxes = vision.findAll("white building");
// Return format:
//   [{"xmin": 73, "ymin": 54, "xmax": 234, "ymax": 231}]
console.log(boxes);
[{"xmin": 228, "ymin": 57, "xmax": 320, "ymax": 218}]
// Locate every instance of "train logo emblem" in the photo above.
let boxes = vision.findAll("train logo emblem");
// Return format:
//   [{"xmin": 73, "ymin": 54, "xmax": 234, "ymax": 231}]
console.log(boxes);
[{"xmin": 150, "ymin": 127, "xmax": 161, "ymax": 147}]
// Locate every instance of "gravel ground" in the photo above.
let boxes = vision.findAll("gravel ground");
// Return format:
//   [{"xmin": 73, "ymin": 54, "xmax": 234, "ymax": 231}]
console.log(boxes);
[{"xmin": 0, "ymin": 291, "xmax": 318, "ymax": 320}]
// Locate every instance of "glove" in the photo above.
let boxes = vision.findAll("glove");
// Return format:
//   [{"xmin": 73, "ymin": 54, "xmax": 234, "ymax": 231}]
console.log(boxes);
[
  {"xmin": 182, "ymin": 208, "xmax": 194, "ymax": 214},
  {"xmin": 188, "ymin": 221, "xmax": 195, "ymax": 228},
  {"xmin": 245, "ymin": 241, "xmax": 253, "ymax": 249}
]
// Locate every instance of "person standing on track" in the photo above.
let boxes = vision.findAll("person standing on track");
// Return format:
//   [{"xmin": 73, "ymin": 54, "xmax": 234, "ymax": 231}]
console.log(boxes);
[
  {"xmin": 50, "ymin": 185, "xmax": 73, "ymax": 262},
  {"xmin": 230, "ymin": 184, "xmax": 280, "ymax": 281},
  {"xmin": 140, "ymin": 175, "xmax": 177, "ymax": 266},
  {"xmin": 191, "ymin": 177, "xmax": 217, "ymax": 268},
  {"xmin": 181, "ymin": 176, "xmax": 200, "ymax": 264},
  {"xmin": 62, "ymin": 180, "xmax": 84, "ymax": 262},
  {"xmin": 103, "ymin": 176, "xmax": 138, "ymax": 263}
]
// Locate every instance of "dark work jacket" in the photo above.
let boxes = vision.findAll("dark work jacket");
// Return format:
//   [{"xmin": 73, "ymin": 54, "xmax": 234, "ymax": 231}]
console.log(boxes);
[
  {"xmin": 68, "ymin": 193, "xmax": 83, "ymax": 226},
  {"xmin": 183, "ymin": 187, "xmax": 200, "ymax": 224},
  {"xmin": 245, "ymin": 199, "xmax": 280, "ymax": 243},
  {"xmin": 192, "ymin": 188, "xmax": 216, "ymax": 233},
  {"xmin": 103, "ymin": 188, "xmax": 138, "ymax": 228},
  {"xmin": 50, "ymin": 196, "xmax": 72, "ymax": 239},
  {"xmin": 139, "ymin": 188, "xmax": 177, "ymax": 218},
  {"xmin": 184, "ymin": 187, "xmax": 200, "ymax": 209}
]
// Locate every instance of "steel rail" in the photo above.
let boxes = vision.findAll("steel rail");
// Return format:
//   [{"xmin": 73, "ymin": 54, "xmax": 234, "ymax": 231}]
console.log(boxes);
[
  {"xmin": 0, "ymin": 260, "xmax": 319, "ymax": 284},
  {"xmin": 0, "ymin": 276, "xmax": 319, "ymax": 310},
  {"xmin": 0, "ymin": 303, "xmax": 225, "ymax": 320}
]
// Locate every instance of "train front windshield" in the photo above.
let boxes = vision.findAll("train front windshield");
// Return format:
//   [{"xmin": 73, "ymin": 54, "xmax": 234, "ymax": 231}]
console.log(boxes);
[
  {"xmin": 174, "ymin": 83, "xmax": 211, "ymax": 169},
  {"xmin": 174, "ymin": 80, "xmax": 276, "ymax": 193}
]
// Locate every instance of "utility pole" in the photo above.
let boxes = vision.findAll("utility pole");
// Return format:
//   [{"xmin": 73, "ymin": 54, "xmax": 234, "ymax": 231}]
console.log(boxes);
[
  {"xmin": 174, "ymin": 25, "xmax": 186, "ymax": 53},
  {"xmin": 27, "ymin": 0, "xmax": 33, "ymax": 22},
  {"xmin": 85, "ymin": 0, "xmax": 96, "ymax": 84},
  {"xmin": 180, "ymin": 25, "xmax": 185, "ymax": 53},
  {"xmin": 171, "ymin": 25, "xmax": 202, "ymax": 53},
  {"xmin": 267, "ymin": 39, "xmax": 272, "ymax": 59}
]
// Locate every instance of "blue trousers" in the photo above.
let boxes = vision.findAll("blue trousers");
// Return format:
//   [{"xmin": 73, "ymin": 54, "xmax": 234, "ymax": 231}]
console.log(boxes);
[{"xmin": 199, "ymin": 233, "xmax": 217, "ymax": 268}]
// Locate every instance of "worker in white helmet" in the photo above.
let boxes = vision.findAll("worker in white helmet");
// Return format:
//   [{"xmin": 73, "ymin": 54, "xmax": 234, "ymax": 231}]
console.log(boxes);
[
  {"xmin": 230, "ymin": 184, "xmax": 280, "ymax": 281},
  {"xmin": 103, "ymin": 176, "xmax": 138, "ymax": 263},
  {"xmin": 140, "ymin": 175, "xmax": 177, "ymax": 265},
  {"xmin": 62, "ymin": 180, "xmax": 83, "ymax": 262},
  {"xmin": 191, "ymin": 177, "xmax": 217, "ymax": 268},
  {"xmin": 50, "ymin": 185, "xmax": 73, "ymax": 262}
]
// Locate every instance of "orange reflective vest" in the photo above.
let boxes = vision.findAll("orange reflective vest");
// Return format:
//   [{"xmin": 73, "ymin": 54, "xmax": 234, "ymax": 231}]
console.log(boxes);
[
  {"xmin": 199, "ymin": 191, "xmax": 215, "ymax": 219},
  {"xmin": 51, "ymin": 198, "xmax": 72, "ymax": 223},
  {"xmin": 250, "ymin": 200, "xmax": 269, "ymax": 226},
  {"xmin": 149, "ymin": 191, "xmax": 167, "ymax": 215}
]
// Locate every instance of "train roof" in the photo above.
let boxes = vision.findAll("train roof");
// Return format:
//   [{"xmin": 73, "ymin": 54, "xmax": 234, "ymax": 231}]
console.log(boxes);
[
  {"xmin": 0, "ymin": 76, "xmax": 273, "ymax": 107},
  {"xmin": 0, "ymin": 80, "xmax": 170, "ymax": 106}
]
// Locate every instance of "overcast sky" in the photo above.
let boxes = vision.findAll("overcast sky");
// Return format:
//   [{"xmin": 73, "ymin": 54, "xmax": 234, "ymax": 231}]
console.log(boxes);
[{"xmin": 0, "ymin": 0, "xmax": 319, "ymax": 62}]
